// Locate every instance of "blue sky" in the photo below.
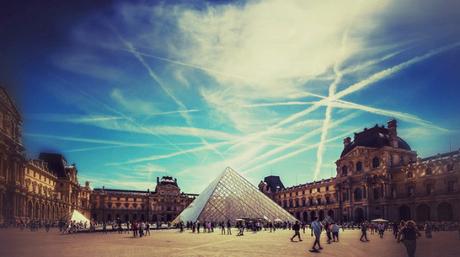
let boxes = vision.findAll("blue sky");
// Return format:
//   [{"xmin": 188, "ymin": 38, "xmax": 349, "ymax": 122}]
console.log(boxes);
[{"xmin": 2, "ymin": 0, "xmax": 460, "ymax": 193}]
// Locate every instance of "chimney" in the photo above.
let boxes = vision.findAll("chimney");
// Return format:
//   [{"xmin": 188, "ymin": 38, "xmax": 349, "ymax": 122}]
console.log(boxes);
[
  {"xmin": 343, "ymin": 137, "xmax": 351, "ymax": 146},
  {"xmin": 156, "ymin": 177, "xmax": 160, "ymax": 184},
  {"xmin": 85, "ymin": 181, "xmax": 90, "ymax": 188},
  {"xmin": 387, "ymin": 119, "xmax": 398, "ymax": 147},
  {"xmin": 174, "ymin": 178, "xmax": 177, "ymax": 184}
]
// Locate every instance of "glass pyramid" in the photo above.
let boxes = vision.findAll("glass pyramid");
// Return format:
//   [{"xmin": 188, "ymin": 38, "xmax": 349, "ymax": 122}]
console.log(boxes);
[{"xmin": 174, "ymin": 167, "xmax": 297, "ymax": 223}]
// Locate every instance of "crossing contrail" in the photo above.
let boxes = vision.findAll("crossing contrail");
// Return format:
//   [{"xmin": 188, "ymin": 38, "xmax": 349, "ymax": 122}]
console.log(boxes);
[{"xmin": 112, "ymin": 27, "xmax": 225, "ymax": 160}]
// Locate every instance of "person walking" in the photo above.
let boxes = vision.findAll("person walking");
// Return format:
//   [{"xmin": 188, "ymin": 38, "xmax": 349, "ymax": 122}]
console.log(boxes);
[
  {"xmin": 378, "ymin": 223, "xmax": 385, "ymax": 238},
  {"xmin": 398, "ymin": 220, "xmax": 421, "ymax": 257},
  {"xmin": 226, "ymin": 220, "xmax": 232, "ymax": 235},
  {"xmin": 424, "ymin": 222, "xmax": 432, "ymax": 238},
  {"xmin": 220, "ymin": 221, "xmax": 225, "ymax": 235},
  {"xmin": 326, "ymin": 223, "xmax": 332, "ymax": 244},
  {"xmin": 146, "ymin": 222, "xmax": 151, "ymax": 236},
  {"xmin": 290, "ymin": 221, "xmax": 302, "ymax": 242},
  {"xmin": 309, "ymin": 217, "xmax": 323, "ymax": 253},
  {"xmin": 360, "ymin": 221, "xmax": 369, "ymax": 242},
  {"xmin": 332, "ymin": 222, "xmax": 340, "ymax": 242},
  {"xmin": 392, "ymin": 222, "xmax": 399, "ymax": 239}
]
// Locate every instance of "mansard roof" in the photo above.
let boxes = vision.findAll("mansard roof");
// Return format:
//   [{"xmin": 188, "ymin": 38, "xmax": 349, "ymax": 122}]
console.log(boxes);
[
  {"xmin": 39, "ymin": 152, "xmax": 68, "ymax": 178},
  {"xmin": 340, "ymin": 125, "xmax": 411, "ymax": 157},
  {"xmin": 0, "ymin": 86, "xmax": 21, "ymax": 120}
]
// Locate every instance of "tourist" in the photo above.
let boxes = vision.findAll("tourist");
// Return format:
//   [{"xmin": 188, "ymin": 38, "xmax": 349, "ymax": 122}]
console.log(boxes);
[
  {"xmin": 126, "ymin": 221, "xmax": 130, "ymax": 234},
  {"xmin": 45, "ymin": 222, "xmax": 50, "ymax": 232},
  {"xmin": 309, "ymin": 217, "xmax": 323, "ymax": 253},
  {"xmin": 146, "ymin": 222, "xmax": 151, "ymax": 236},
  {"xmin": 197, "ymin": 220, "xmax": 201, "ymax": 234},
  {"xmin": 360, "ymin": 221, "xmax": 369, "ymax": 242},
  {"xmin": 290, "ymin": 221, "xmax": 302, "ymax": 242},
  {"xmin": 226, "ymin": 220, "xmax": 232, "ymax": 235},
  {"xmin": 132, "ymin": 221, "xmax": 138, "ymax": 237},
  {"xmin": 392, "ymin": 222, "xmax": 399, "ymax": 239},
  {"xmin": 332, "ymin": 222, "xmax": 339, "ymax": 242},
  {"xmin": 302, "ymin": 222, "xmax": 306, "ymax": 234},
  {"xmin": 325, "ymin": 223, "xmax": 332, "ymax": 244},
  {"xmin": 117, "ymin": 218, "xmax": 122, "ymax": 234},
  {"xmin": 424, "ymin": 222, "xmax": 432, "ymax": 238},
  {"xmin": 237, "ymin": 220, "xmax": 244, "ymax": 236},
  {"xmin": 378, "ymin": 223, "xmax": 385, "ymax": 238},
  {"xmin": 397, "ymin": 220, "xmax": 421, "ymax": 257},
  {"xmin": 220, "ymin": 221, "xmax": 225, "ymax": 235},
  {"xmin": 139, "ymin": 221, "xmax": 145, "ymax": 237},
  {"xmin": 103, "ymin": 222, "xmax": 107, "ymax": 233}
]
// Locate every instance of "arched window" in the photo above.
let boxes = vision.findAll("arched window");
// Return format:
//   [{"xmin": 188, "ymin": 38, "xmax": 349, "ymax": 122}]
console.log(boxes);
[
  {"xmin": 425, "ymin": 167, "xmax": 432, "ymax": 175},
  {"xmin": 372, "ymin": 157, "xmax": 380, "ymax": 168},
  {"xmin": 341, "ymin": 166, "xmax": 348, "ymax": 176},
  {"xmin": 356, "ymin": 161, "xmax": 363, "ymax": 172}
]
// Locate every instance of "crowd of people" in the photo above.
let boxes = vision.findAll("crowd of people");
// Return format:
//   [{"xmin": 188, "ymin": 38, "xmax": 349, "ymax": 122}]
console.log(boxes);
[{"xmin": 4, "ymin": 215, "xmax": 460, "ymax": 257}]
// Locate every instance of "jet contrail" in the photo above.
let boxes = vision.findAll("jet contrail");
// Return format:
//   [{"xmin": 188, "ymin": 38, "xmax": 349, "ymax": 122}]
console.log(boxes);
[
  {"xmin": 106, "ymin": 139, "xmax": 239, "ymax": 166},
  {"xmin": 113, "ymin": 28, "xmax": 225, "ymax": 160},
  {"xmin": 240, "ymin": 113, "xmax": 358, "ymax": 171},
  {"xmin": 242, "ymin": 130, "xmax": 357, "ymax": 175},
  {"xmin": 25, "ymin": 133, "xmax": 152, "ymax": 147},
  {"xmin": 231, "ymin": 42, "xmax": 460, "ymax": 151},
  {"xmin": 315, "ymin": 29, "xmax": 348, "ymax": 180}
]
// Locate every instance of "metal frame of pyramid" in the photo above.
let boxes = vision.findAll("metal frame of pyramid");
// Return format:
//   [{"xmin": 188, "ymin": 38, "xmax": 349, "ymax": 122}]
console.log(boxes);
[{"xmin": 173, "ymin": 167, "xmax": 297, "ymax": 223}]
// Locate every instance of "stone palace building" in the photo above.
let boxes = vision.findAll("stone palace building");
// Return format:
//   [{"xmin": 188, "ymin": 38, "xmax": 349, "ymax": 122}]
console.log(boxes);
[
  {"xmin": 0, "ymin": 87, "xmax": 196, "ymax": 225},
  {"xmin": 260, "ymin": 119, "xmax": 460, "ymax": 223}
]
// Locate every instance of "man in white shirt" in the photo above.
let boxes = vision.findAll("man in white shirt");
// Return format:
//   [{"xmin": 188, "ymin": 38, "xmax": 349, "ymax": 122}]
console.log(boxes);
[{"xmin": 310, "ymin": 216, "xmax": 323, "ymax": 253}]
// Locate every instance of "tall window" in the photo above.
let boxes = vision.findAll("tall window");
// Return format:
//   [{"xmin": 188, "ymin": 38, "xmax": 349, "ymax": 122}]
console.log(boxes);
[
  {"xmin": 425, "ymin": 167, "xmax": 432, "ymax": 175},
  {"xmin": 354, "ymin": 188, "xmax": 363, "ymax": 201},
  {"xmin": 356, "ymin": 161, "xmax": 363, "ymax": 172},
  {"xmin": 372, "ymin": 157, "xmax": 380, "ymax": 168},
  {"xmin": 426, "ymin": 184, "xmax": 433, "ymax": 195},
  {"xmin": 373, "ymin": 188, "xmax": 380, "ymax": 200},
  {"xmin": 407, "ymin": 186, "xmax": 415, "ymax": 197},
  {"xmin": 341, "ymin": 166, "xmax": 348, "ymax": 176},
  {"xmin": 447, "ymin": 181, "xmax": 455, "ymax": 193},
  {"xmin": 343, "ymin": 191, "xmax": 349, "ymax": 201}
]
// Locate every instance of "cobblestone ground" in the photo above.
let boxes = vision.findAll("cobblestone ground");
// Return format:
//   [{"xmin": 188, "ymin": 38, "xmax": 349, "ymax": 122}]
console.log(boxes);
[{"xmin": 0, "ymin": 228, "xmax": 459, "ymax": 257}]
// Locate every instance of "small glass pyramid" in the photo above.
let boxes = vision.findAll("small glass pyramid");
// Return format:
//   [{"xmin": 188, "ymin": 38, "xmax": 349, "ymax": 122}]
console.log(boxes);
[{"xmin": 174, "ymin": 167, "xmax": 297, "ymax": 223}]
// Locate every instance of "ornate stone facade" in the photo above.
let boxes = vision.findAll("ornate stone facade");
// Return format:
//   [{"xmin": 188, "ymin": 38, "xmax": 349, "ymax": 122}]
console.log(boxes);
[
  {"xmin": 90, "ymin": 176, "xmax": 197, "ymax": 223},
  {"xmin": 0, "ymin": 87, "xmax": 26, "ymax": 224},
  {"xmin": 0, "ymin": 87, "xmax": 196, "ymax": 225},
  {"xmin": 260, "ymin": 119, "xmax": 460, "ymax": 223},
  {"xmin": 23, "ymin": 158, "xmax": 89, "ymax": 223}
]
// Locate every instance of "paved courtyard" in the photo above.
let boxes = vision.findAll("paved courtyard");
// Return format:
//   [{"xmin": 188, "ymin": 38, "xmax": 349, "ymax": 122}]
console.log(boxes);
[{"xmin": 0, "ymin": 228, "xmax": 459, "ymax": 257}]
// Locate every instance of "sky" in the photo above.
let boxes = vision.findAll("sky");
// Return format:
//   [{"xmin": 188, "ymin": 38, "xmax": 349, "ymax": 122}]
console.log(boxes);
[{"xmin": 1, "ymin": 0, "xmax": 460, "ymax": 194}]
